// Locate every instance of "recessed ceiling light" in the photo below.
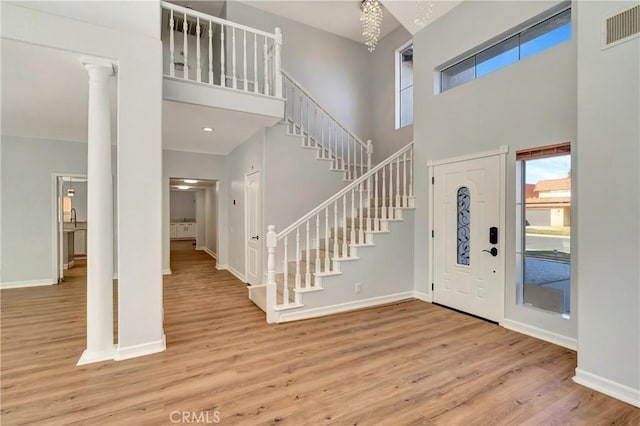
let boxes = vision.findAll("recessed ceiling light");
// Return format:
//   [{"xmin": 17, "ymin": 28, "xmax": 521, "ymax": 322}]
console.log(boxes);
[
  {"xmin": 202, "ymin": 127, "xmax": 214, "ymax": 132},
  {"xmin": 184, "ymin": 179, "xmax": 198, "ymax": 184},
  {"xmin": 177, "ymin": 185, "xmax": 191, "ymax": 190}
]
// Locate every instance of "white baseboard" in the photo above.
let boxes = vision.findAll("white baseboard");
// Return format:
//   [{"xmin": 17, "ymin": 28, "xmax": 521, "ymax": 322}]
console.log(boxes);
[
  {"xmin": 1, "ymin": 279, "xmax": 55, "ymax": 289},
  {"xmin": 112, "ymin": 273, "xmax": 118, "ymax": 280},
  {"xmin": 413, "ymin": 291, "xmax": 432, "ymax": 302},
  {"xmin": 501, "ymin": 318, "xmax": 577, "ymax": 350},
  {"xmin": 278, "ymin": 291, "xmax": 415, "ymax": 323},
  {"xmin": 197, "ymin": 247, "xmax": 217, "ymax": 259},
  {"xmin": 216, "ymin": 264, "xmax": 246, "ymax": 282},
  {"xmin": 76, "ymin": 345, "xmax": 116, "ymax": 366},
  {"xmin": 162, "ymin": 269, "xmax": 172, "ymax": 275},
  {"xmin": 573, "ymin": 368, "xmax": 640, "ymax": 407},
  {"xmin": 114, "ymin": 335, "xmax": 166, "ymax": 361}
]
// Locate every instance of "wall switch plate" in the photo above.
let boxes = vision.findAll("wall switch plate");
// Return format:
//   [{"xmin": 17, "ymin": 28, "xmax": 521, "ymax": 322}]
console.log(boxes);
[{"xmin": 355, "ymin": 282, "xmax": 362, "ymax": 294}]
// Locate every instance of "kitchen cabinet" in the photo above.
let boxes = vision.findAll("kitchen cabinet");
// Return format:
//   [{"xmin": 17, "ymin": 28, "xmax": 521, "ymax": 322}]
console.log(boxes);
[
  {"xmin": 172, "ymin": 222, "xmax": 196, "ymax": 239},
  {"xmin": 74, "ymin": 229, "xmax": 87, "ymax": 255},
  {"xmin": 170, "ymin": 223, "xmax": 177, "ymax": 239}
]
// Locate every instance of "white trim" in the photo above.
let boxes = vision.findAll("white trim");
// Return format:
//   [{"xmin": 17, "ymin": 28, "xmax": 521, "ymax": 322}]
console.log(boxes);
[
  {"xmin": 216, "ymin": 264, "xmax": 247, "ymax": 283},
  {"xmin": 573, "ymin": 368, "xmax": 640, "ymax": 408},
  {"xmin": 112, "ymin": 273, "xmax": 118, "ymax": 280},
  {"xmin": 196, "ymin": 247, "xmax": 217, "ymax": 259},
  {"xmin": 501, "ymin": 318, "xmax": 577, "ymax": 350},
  {"xmin": 395, "ymin": 40, "xmax": 414, "ymax": 130},
  {"xmin": 114, "ymin": 335, "xmax": 166, "ymax": 361},
  {"xmin": 0, "ymin": 279, "xmax": 55, "ymax": 290},
  {"xmin": 162, "ymin": 269, "xmax": 173, "ymax": 275},
  {"xmin": 427, "ymin": 145, "xmax": 509, "ymax": 167},
  {"xmin": 277, "ymin": 292, "xmax": 415, "ymax": 323},
  {"xmin": 76, "ymin": 345, "xmax": 116, "ymax": 366},
  {"xmin": 413, "ymin": 291, "xmax": 432, "ymax": 302}
]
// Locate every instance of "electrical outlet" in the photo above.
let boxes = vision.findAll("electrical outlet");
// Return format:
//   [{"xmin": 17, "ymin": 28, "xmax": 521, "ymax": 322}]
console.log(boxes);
[{"xmin": 355, "ymin": 282, "xmax": 362, "ymax": 294}]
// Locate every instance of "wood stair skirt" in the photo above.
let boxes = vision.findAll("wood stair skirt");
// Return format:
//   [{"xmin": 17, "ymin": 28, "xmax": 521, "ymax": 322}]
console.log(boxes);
[{"xmin": 249, "ymin": 198, "xmax": 415, "ymax": 313}]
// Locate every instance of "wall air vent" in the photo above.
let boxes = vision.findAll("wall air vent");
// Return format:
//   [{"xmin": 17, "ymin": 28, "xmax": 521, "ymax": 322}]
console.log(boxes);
[
  {"xmin": 602, "ymin": 4, "xmax": 639, "ymax": 49},
  {"xmin": 167, "ymin": 12, "xmax": 209, "ymax": 39}
]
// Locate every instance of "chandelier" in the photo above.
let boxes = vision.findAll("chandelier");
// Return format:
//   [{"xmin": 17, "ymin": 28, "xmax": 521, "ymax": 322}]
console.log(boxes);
[
  {"xmin": 360, "ymin": 0, "xmax": 383, "ymax": 52},
  {"xmin": 414, "ymin": 0, "xmax": 434, "ymax": 28}
]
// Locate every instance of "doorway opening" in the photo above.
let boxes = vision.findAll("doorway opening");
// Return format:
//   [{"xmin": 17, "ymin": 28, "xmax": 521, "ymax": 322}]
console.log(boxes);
[
  {"xmin": 516, "ymin": 143, "xmax": 571, "ymax": 316},
  {"xmin": 169, "ymin": 178, "xmax": 218, "ymax": 271},
  {"xmin": 55, "ymin": 174, "xmax": 88, "ymax": 284}
]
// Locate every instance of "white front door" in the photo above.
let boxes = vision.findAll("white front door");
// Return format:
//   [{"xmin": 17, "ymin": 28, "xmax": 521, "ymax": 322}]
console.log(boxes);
[
  {"xmin": 432, "ymin": 154, "xmax": 503, "ymax": 322},
  {"xmin": 245, "ymin": 171, "xmax": 262, "ymax": 285}
]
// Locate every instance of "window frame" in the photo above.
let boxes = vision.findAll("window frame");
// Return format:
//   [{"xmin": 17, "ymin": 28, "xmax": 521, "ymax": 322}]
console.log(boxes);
[
  {"xmin": 438, "ymin": 3, "xmax": 571, "ymax": 93},
  {"xmin": 395, "ymin": 40, "xmax": 414, "ymax": 129}
]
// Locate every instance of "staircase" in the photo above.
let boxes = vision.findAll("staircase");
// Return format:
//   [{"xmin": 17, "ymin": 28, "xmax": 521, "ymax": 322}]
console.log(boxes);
[{"xmin": 250, "ymin": 141, "xmax": 415, "ymax": 323}]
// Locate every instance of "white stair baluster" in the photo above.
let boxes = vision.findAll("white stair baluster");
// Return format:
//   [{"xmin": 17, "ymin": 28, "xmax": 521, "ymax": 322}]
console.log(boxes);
[
  {"xmin": 208, "ymin": 21, "xmax": 213, "ymax": 84},
  {"xmin": 350, "ymin": 188, "xmax": 356, "ymax": 245},
  {"xmin": 367, "ymin": 174, "xmax": 372, "ymax": 232},
  {"xmin": 358, "ymin": 181, "xmax": 364, "ymax": 243},
  {"xmin": 342, "ymin": 194, "xmax": 348, "ymax": 257},
  {"xmin": 253, "ymin": 33, "xmax": 258, "ymax": 93},
  {"xmin": 403, "ymin": 152, "xmax": 407, "ymax": 207},
  {"xmin": 314, "ymin": 108, "xmax": 318, "ymax": 148},
  {"xmin": 183, "ymin": 13, "xmax": 188, "ymax": 80},
  {"xmin": 395, "ymin": 156, "xmax": 401, "ymax": 208},
  {"xmin": 328, "ymin": 121, "xmax": 333, "ymax": 164},
  {"xmin": 315, "ymin": 214, "xmax": 321, "ymax": 285},
  {"xmin": 320, "ymin": 114, "xmax": 325, "ymax": 159},
  {"xmin": 333, "ymin": 200, "xmax": 339, "ymax": 259},
  {"xmin": 305, "ymin": 220, "xmax": 311, "ymax": 288},
  {"xmin": 341, "ymin": 131, "xmax": 346, "ymax": 171},
  {"xmin": 374, "ymin": 171, "xmax": 379, "ymax": 231},
  {"xmin": 382, "ymin": 164, "xmax": 387, "ymax": 219},
  {"xmin": 232, "ymin": 27, "xmax": 237, "ymax": 89},
  {"xmin": 300, "ymin": 91, "xmax": 304, "ymax": 137},
  {"xmin": 410, "ymin": 146, "xmax": 414, "ymax": 198},
  {"xmin": 263, "ymin": 38, "xmax": 269, "ymax": 95},
  {"xmin": 295, "ymin": 228, "xmax": 301, "ymax": 293},
  {"xmin": 220, "ymin": 25, "xmax": 225, "ymax": 87},
  {"xmin": 243, "ymin": 30, "xmax": 248, "ymax": 91},
  {"xmin": 283, "ymin": 236, "xmax": 289, "ymax": 305},
  {"xmin": 196, "ymin": 17, "xmax": 201, "ymax": 82},
  {"xmin": 169, "ymin": 10, "xmax": 175, "ymax": 77},
  {"xmin": 324, "ymin": 209, "xmax": 330, "ymax": 271}
]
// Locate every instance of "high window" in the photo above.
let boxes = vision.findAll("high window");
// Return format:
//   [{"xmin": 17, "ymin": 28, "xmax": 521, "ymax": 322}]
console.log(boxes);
[
  {"xmin": 396, "ymin": 43, "xmax": 413, "ymax": 128},
  {"xmin": 440, "ymin": 7, "xmax": 571, "ymax": 92},
  {"xmin": 516, "ymin": 143, "xmax": 571, "ymax": 316}
]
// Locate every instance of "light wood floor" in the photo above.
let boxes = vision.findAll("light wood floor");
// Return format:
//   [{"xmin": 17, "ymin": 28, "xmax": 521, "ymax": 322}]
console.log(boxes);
[{"xmin": 1, "ymin": 241, "xmax": 638, "ymax": 425}]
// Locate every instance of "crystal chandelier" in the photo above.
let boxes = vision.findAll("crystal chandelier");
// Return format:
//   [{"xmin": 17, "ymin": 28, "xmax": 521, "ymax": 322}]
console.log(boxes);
[
  {"xmin": 360, "ymin": 0, "xmax": 383, "ymax": 52},
  {"xmin": 414, "ymin": 0, "xmax": 434, "ymax": 28}
]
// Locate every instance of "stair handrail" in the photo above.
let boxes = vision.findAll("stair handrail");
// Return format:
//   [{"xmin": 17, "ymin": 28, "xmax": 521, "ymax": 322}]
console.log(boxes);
[
  {"xmin": 276, "ymin": 141, "xmax": 414, "ymax": 240},
  {"xmin": 281, "ymin": 69, "xmax": 368, "ymax": 150}
]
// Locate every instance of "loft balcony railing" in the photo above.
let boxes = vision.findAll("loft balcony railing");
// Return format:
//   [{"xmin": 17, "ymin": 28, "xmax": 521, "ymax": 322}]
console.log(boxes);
[{"xmin": 161, "ymin": 1, "xmax": 282, "ymax": 98}]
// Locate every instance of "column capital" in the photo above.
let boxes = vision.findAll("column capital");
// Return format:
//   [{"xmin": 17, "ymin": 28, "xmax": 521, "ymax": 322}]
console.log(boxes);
[{"xmin": 81, "ymin": 56, "xmax": 116, "ymax": 77}]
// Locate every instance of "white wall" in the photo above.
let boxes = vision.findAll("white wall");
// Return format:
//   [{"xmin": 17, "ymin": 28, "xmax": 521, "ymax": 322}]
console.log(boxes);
[
  {"xmin": 163, "ymin": 150, "xmax": 228, "ymax": 272},
  {"xmin": 1, "ymin": 136, "xmax": 87, "ymax": 284},
  {"xmin": 574, "ymin": 0, "xmax": 640, "ymax": 405},
  {"xmin": 226, "ymin": 129, "xmax": 264, "ymax": 278},
  {"xmin": 224, "ymin": 1, "xmax": 373, "ymax": 142},
  {"xmin": 371, "ymin": 26, "xmax": 414, "ymax": 163},
  {"xmin": 2, "ymin": 1, "xmax": 165, "ymax": 356},
  {"xmin": 170, "ymin": 190, "xmax": 196, "ymax": 220},
  {"xmin": 413, "ymin": 1, "xmax": 577, "ymax": 340}
]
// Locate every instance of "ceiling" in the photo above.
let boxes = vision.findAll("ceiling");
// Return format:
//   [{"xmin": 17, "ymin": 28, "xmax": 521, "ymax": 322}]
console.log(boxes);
[
  {"xmin": 1, "ymin": 38, "xmax": 118, "ymax": 144},
  {"xmin": 240, "ymin": 0, "xmax": 401, "ymax": 43},
  {"xmin": 382, "ymin": 1, "xmax": 463, "ymax": 35}
]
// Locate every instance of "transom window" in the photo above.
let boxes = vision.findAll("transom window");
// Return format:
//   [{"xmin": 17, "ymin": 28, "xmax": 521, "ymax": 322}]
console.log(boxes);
[
  {"xmin": 440, "ymin": 7, "xmax": 571, "ymax": 93},
  {"xmin": 396, "ymin": 43, "xmax": 413, "ymax": 128}
]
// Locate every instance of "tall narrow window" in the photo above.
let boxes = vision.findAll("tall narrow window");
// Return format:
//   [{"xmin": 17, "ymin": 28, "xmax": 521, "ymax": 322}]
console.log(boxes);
[
  {"xmin": 516, "ymin": 143, "xmax": 571, "ymax": 316},
  {"xmin": 396, "ymin": 43, "xmax": 413, "ymax": 128},
  {"xmin": 457, "ymin": 186, "xmax": 471, "ymax": 265}
]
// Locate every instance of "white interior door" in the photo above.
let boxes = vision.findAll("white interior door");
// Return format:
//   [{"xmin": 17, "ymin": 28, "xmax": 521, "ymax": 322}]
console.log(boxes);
[
  {"xmin": 432, "ymin": 154, "xmax": 503, "ymax": 322},
  {"xmin": 245, "ymin": 171, "xmax": 262, "ymax": 285}
]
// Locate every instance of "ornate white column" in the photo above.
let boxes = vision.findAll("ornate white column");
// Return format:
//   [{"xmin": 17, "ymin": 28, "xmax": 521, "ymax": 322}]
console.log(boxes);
[{"xmin": 77, "ymin": 58, "xmax": 115, "ymax": 365}]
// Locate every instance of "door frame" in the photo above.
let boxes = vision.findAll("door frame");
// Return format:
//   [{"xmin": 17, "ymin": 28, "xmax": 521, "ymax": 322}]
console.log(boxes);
[
  {"xmin": 244, "ymin": 169, "xmax": 262, "ymax": 285},
  {"xmin": 51, "ymin": 172, "xmax": 87, "ymax": 284},
  {"xmin": 427, "ymin": 146, "xmax": 508, "ymax": 323}
]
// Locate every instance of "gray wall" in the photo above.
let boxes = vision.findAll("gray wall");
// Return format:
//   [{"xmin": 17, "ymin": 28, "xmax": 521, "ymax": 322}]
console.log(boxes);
[
  {"xmin": 62, "ymin": 180, "xmax": 87, "ymax": 222},
  {"xmin": 370, "ymin": 25, "xmax": 414, "ymax": 163},
  {"xmin": 163, "ymin": 149, "xmax": 228, "ymax": 272},
  {"xmin": 170, "ymin": 190, "xmax": 196, "ymax": 220},
  {"xmin": 205, "ymin": 184, "xmax": 218, "ymax": 255},
  {"xmin": 575, "ymin": 0, "xmax": 639, "ymax": 397},
  {"xmin": 224, "ymin": 1, "xmax": 373, "ymax": 142},
  {"xmin": 413, "ymin": 1, "xmax": 577, "ymax": 339},
  {"xmin": 226, "ymin": 128, "xmax": 264, "ymax": 276}
]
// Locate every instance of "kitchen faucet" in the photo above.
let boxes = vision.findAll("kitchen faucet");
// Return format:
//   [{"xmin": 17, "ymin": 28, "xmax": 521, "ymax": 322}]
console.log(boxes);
[{"xmin": 70, "ymin": 208, "xmax": 77, "ymax": 228}]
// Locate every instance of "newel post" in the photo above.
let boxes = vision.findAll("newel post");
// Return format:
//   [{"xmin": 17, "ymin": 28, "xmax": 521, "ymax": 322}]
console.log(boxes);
[
  {"xmin": 266, "ymin": 225, "xmax": 278, "ymax": 324},
  {"xmin": 366, "ymin": 140, "xmax": 373, "ymax": 172},
  {"xmin": 274, "ymin": 27, "xmax": 283, "ymax": 98}
]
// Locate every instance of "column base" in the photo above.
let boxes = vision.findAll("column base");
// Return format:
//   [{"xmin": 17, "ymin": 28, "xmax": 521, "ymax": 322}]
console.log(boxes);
[
  {"xmin": 114, "ymin": 335, "xmax": 166, "ymax": 361},
  {"xmin": 76, "ymin": 346, "xmax": 116, "ymax": 366}
]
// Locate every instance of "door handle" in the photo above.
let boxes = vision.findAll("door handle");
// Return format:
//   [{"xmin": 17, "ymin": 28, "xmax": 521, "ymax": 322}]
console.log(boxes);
[
  {"xmin": 251, "ymin": 235, "xmax": 260, "ymax": 240},
  {"xmin": 482, "ymin": 247, "xmax": 498, "ymax": 257}
]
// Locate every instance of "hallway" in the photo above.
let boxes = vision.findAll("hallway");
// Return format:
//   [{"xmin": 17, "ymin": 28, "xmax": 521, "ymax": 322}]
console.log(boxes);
[{"xmin": 1, "ymin": 244, "xmax": 638, "ymax": 424}]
